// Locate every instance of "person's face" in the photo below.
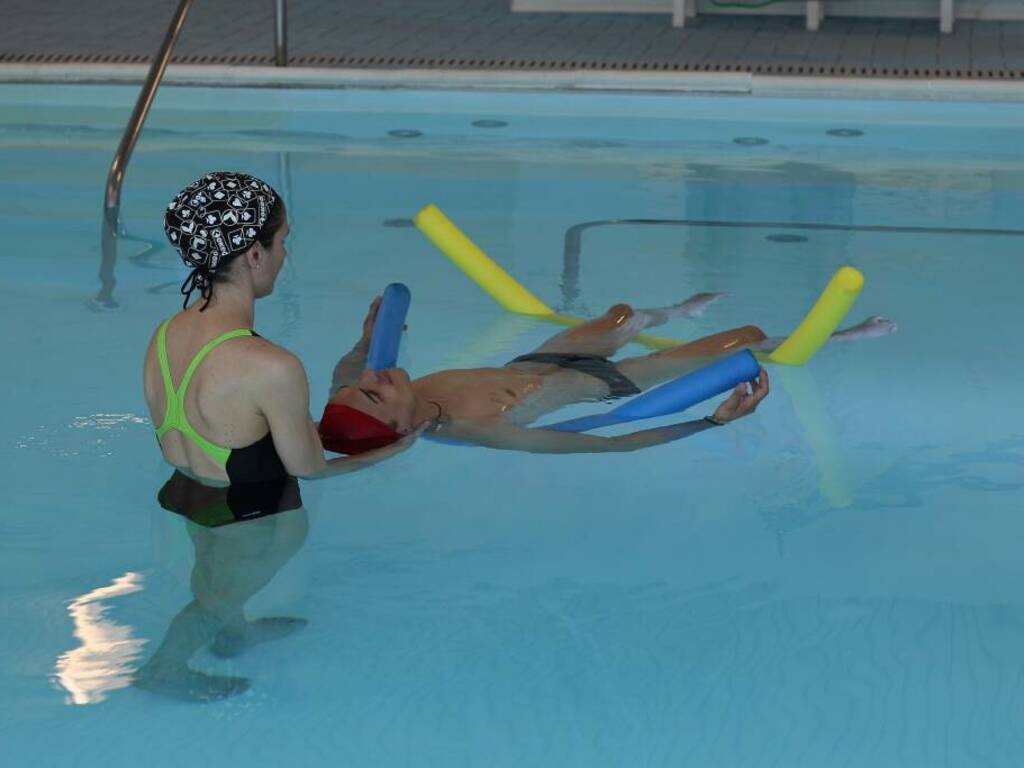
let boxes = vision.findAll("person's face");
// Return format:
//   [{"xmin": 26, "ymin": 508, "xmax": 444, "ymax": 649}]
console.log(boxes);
[
  {"xmin": 252, "ymin": 221, "xmax": 289, "ymax": 298},
  {"xmin": 333, "ymin": 367, "xmax": 417, "ymax": 433}
]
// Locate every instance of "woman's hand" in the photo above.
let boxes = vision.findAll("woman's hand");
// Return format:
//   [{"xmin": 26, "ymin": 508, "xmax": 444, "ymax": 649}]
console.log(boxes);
[
  {"xmin": 344, "ymin": 421, "xmax": 430, "ymax": 466},
  {"xmin": 711, "ymin": 367, "xmax": 770, "ymax": 424}
]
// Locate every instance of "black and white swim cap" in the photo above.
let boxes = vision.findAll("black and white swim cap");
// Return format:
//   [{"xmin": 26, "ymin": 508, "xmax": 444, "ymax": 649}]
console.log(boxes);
[{"xmin": 164, "ymin": 171, "xmax": 279, "ymax": 308}]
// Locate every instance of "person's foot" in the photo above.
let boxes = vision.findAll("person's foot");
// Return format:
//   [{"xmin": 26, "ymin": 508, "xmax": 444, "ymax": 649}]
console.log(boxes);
[
  {"xmin": 831, "ymin": 316, "xmax": 898, "ymax": 342},
  {"xmin": 673, "ymin": 291, "xmax": 729, "ymax": 318},
  {"xmin": 133, "ymin": 665, "xmax": 250, "ymax": 702},
  {"xmin": 750, "ymin": 316, "xmax": 897, "ymax": 353},
  {"xmin": 209, "ymin": 617, "xmax": 308, "ymax": 658}
]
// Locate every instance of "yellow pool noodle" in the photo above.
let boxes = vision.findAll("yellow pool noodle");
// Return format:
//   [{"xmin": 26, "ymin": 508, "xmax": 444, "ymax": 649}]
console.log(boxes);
[
  {"xmin": 775, "ymin": 365, "xmax": 853, "ymax": 508},
  {"xmin": 414, "ymin": 204, "xmax": 553, "ymax": 315},
  {"xmin": 414, "ymin": 204, "xmax": 686, "ymax": 351},
  {"xmin": 769, "ymin": 266, "xmax": 865, "ymax": 365}
]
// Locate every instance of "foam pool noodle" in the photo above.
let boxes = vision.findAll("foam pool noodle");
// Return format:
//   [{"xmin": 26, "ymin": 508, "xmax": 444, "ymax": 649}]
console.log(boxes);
[{"xmin": 769, "ymin": 266, "xmax": 864, "ymax": 365}]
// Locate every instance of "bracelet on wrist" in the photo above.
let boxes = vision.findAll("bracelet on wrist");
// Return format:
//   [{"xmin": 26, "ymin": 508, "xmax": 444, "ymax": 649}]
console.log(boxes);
[{"xmin": 703, "ymin": 415, "xmax": 727, "ymax": 427}]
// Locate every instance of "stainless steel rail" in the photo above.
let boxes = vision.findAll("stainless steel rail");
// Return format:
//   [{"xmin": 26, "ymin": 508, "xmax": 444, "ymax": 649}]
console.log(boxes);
[
  {"xmin": 97, "ymin": 0, "xmax": 289, "ymax": 307},
  {"xmin": 275, "ymin": 0, "xmax": 288, "ymax": 67},
  {"xmin": 98, "ymin": 0, "xmax": 193, "ymax": 307}
]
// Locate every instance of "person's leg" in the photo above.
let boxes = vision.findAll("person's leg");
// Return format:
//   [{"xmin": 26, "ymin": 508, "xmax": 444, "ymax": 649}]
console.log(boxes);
[
  {"xmin": 527, "ymin": 292, "xmax": 727, "ymax": 358},
  {"xmin": 209, "ymin": 509, "xmax": 310, "ymax": 657},
  {"xmin": 134, "ymin": 512, "xmax": 309, "ymax": 699},
  {"xmin": 750, "ymin": 316, "xmax": 899, "ymax": 353},
  {"xmin": 616, "ymin": 325, "xmax": 767, "ymax": 391},
  {"xmin": 617, "ymin": 314, "xmax": 898, "ymax": 391},
  {"xmin": 133, "ymin": 599, "xmax": 251, "ymax": 702},
  {"xmin": 133, "ymin": 525, "xmax": 250, "ymax": 701}
]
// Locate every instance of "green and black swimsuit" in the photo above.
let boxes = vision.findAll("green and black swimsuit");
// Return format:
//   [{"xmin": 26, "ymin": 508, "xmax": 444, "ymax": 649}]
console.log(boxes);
[{"xmin": 154, "ymin": 319, "xmax": 300, "ymax": 525}]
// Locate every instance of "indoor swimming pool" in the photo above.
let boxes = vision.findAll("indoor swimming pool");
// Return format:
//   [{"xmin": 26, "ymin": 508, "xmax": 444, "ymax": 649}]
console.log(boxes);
[{"xmin": 2, "ymin": 82, "xmax": 1023, "ymax": 766}]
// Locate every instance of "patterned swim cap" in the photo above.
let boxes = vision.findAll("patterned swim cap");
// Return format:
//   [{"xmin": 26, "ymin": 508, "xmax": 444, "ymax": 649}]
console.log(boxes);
[{"xmin": 164, "ymin": 171, "xmax": 279, "ymax": 308}]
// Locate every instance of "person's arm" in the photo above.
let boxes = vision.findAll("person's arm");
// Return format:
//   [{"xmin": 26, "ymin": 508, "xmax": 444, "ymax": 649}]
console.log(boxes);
[
  {"xmin": 259, "ymin": 347, "xmax": 423, "ymax": 479},
  {"xmin": 446, "ymin": 367, "xmax": 770, "ymax": 454},
  {"xmin": 330, "ymin": 343, "xmax": 369, "ymax": 396},
  {"xmin": 446, "ymin": 417, "xmax": 717, "ymax": 454},
  {"xmin": 329, "ymin": 296, "xmax": 380, "ymax": 396}
]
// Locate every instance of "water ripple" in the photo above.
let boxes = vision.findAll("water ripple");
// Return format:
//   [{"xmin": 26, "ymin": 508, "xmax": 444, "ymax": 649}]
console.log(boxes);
[{"xmin": 15, "ymin": 413, "xmax": 149, "ymax": 459}]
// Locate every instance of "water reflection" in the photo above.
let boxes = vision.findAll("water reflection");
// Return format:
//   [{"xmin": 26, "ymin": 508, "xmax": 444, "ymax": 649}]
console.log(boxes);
[
  {"xmin": 53, "ymin": 572, "xmax": 146, "ymax": 705},
  {"xmin": 133, "ymin": 472, "xmax": 308, "ymax": 702}
]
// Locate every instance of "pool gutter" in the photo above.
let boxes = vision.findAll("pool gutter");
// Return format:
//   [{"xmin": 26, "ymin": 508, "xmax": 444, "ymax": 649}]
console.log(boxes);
[{"xmin": 3, "ymin": 62, "xmax": 1024, "ymax": 102}]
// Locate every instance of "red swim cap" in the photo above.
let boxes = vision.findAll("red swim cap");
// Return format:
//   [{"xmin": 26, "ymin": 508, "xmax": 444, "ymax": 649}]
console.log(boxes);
[{"xmin": 319, "ymin": 403, "xmax": 401, "ymax": 455}]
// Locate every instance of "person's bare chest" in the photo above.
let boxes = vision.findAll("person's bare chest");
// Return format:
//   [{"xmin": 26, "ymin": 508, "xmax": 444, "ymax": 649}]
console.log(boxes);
[{"xmin": 414, "ymin": 368, "xmax": 544, "ymax": 420}]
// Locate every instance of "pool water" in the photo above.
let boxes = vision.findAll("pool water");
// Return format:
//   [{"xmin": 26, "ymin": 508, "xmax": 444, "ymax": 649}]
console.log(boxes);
[{"xmin": 2, "ymin": 83, "xmax": 1024, "ymax": 767}]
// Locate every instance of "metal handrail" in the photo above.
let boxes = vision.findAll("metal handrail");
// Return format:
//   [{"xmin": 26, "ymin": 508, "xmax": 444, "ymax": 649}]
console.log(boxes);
[
  {"xmin": 98, "ymin": 0, "xmax": 192, "ymax": 307},
  {"xmin": 98, "ymin": 0, "xmax": 289, "ymax": 307},
  {"xmin": 275, "ymin": 0, "xmax": 288, "ymax": 67}
]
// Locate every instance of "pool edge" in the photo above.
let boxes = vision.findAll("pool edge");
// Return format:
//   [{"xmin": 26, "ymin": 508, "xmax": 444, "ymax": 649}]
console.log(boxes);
[{"xmin": 4, "ymin": 62, "xmax": 1024, "ymax": 102}]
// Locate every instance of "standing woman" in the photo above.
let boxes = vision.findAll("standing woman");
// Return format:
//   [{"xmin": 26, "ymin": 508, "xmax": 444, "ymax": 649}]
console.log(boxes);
[
  {"xmin": 137, "ymin": 171, "xmax": 419, "ymax": 700},
  {"xmin": 144, "ymin": 171, "xmax": 421, "ymax": 488},
  {"xmin": 137, "ymin": 172, "xmax": 420, "ymax": 700}
]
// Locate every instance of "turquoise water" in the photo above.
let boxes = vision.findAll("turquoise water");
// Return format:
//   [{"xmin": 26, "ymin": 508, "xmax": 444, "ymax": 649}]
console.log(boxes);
[{"xmin": 2, "ymin": 83, "xmax": 1024, "ymax": 766}]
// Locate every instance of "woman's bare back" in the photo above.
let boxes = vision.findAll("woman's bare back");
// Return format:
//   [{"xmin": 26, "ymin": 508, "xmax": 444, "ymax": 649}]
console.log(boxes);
[{"xmin": 143, "ymin": 313, "xmax": 275, "ymax": 482}]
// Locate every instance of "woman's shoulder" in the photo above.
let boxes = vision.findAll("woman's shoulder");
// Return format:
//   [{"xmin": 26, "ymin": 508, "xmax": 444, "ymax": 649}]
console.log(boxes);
[
  {"xmin": 246, "ymin": 339, "xmax": 307, "ymax": 386},
  {"xmin": 146, "ymin": 312, "xmax": 298, "ymax": 374},
  {"xmin": 245, "ymin": 333, "xmax": 299, "ymax": 363}
]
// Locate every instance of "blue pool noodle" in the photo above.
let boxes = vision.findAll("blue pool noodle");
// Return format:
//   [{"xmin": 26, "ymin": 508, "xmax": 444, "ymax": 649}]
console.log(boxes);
[
  {"xmin": 367, "ymin": 283, "xmax": 411, "ymax": 370},
  {"xmin": 542, "ymin": 350, "xmax": 761, "ymax": 433}
]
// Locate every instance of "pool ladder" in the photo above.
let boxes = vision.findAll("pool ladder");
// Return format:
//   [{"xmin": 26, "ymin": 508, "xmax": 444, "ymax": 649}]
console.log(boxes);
[{"xmin": 98, "ymin": 0, "xmax": 288, "ymax": 307}]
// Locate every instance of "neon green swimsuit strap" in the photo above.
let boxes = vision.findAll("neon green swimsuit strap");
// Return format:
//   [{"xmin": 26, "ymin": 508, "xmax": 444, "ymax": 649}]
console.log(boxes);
[
  {"xmin": 176, "ymin": 327, "xmax": 254, "ymax": 399},
  {"xmin": 155, "ymin": 321, "xmax": 253, "ymax": 467},
  {"xmin": 155, "ymin": 319, "xmax": 178, "ymax": 435}
]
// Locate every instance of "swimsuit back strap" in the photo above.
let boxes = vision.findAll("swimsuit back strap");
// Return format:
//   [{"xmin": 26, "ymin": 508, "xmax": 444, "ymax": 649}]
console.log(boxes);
[
  {"xmin": 154, "ymin": 323, "xmax": 253, "ymax": 467},
  {"xmin": 175, "ymin": 328, "xmax": 254, "ymax": 399},
  {"xmin": 155, "ymin": 319, "xmax": 178, "ymax": 436}
]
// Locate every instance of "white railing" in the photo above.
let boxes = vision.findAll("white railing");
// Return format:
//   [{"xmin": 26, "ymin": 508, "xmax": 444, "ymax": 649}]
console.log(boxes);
[
  {"xmin": 512, "ymin": 1, "xmax": 1022, "ymax": 35},
  {"xmin": 662, "ymin": 2, "xmax": 955, "ymax": 32}
]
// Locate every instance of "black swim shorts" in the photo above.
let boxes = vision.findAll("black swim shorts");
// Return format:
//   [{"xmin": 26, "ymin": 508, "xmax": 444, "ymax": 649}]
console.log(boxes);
[{"xmin": 508, "ymin": 352, "xmax": 641, "ymax": 400}]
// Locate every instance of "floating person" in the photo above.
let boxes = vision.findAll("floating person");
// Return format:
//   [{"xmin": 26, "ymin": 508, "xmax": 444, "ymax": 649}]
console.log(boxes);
[
  {"xmin": 320, "ymin": 295, "xmax": 895, "ymax": 454},
  {"xmin": 143, "ymin": 171, "xmax": 424, "ymax": 488}
]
